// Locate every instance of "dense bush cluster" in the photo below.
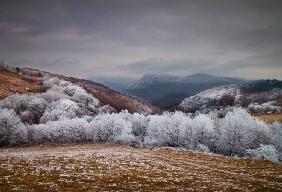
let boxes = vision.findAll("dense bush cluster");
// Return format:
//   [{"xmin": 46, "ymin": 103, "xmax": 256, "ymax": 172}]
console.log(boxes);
[
  {"xmin": 0, "ymin": 78, "xmax": 281, "ymax": 163},
  {"xmin": 246, "ymin": 144, "xmax": 279, "ymax": 162},
  {"xmin": 248, "ymin": 102, "xmax": 281, "ymax": 114}
]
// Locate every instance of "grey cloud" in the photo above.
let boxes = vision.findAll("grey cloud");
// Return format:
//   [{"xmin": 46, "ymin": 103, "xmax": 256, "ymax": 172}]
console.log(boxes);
[
  {"xmin": 0, "ymin": 0, "xmax": 281, "ymax": 79},
  {"xmin": 122, "ymin": 58, "xmax": 219, "ymax": 75}
]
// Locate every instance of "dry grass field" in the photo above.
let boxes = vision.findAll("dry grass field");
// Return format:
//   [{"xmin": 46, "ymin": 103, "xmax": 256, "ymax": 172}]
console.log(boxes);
[
  {"xmin": 0, "ymin": 144, "xmax": 281, "ymax": 191},
  {"xmin": 253, "ymin": 113, "xmax": 282, "ymax": 123}
]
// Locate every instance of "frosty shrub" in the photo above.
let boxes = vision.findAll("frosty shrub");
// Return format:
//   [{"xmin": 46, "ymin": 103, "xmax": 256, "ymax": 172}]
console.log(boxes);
[
  {"xmin": 0, "ymin": 109, "xmax": 27, "ymax": 146},
  {"xmin": 1, "ymin": 94, "xmax": 47, "ymax": 124},
  {"xmin": 195, "ymin": 144, "xmax": 210, "ymax": 153},
  {"xmin": 192, "ymin": 114, "xmax": 215, "ymax": 148},
  {"xmin": 40, "ymin": 99, "xmax": 80, "ymax": 123},
  {"xmin": 125, "ymin": 113, "xmax": 148, "ymax": 146},
  {"xmin": 248, "ymin": 102, "xmax": 281, "ymax": 114},
  {"xmin": 88, "ymin": 113, "xmax": 134, "ymax": 144},
  {"xmin": 0, "ymin": 77, "xmax": 102, "ymax": 124},
  {"xmin": 29, "ymin": 118, "xmax": 90, "ymax": 144},
  {"xmin": 246, "ymin": 144, "xmax": 279, "ymax": 163},
  {"xmin": 269, "ymin": 122, "xmax": 282, "ymax": 161},
  {"xmin": 145, "ymin": 112, "xmax": 189, "ymax": 147},
  {"xmin": 216, "ymin": 108, "xmax": 270, "ymax": 156}
]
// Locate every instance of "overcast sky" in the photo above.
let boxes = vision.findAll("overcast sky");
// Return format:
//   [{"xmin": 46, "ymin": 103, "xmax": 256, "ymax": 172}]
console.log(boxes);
[{"xmin": 1, "ymin": 0, "xmax": 282, "ymax": 79}]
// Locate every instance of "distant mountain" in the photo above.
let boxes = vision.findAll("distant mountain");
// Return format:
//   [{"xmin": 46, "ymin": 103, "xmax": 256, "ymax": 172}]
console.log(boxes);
[
  {"xmin": 242, "ymin": 79, "xmax": 282, "ymax": 93},
  {"xmin": 128, "ymin": 74, "xmax": 179, "ymax": 90},
  {"xmin": 124, "ymin": 73, "xmax": 247, "ymax": 109},
  {"xmin": 89, "ymin": 77, "xmax": 136, "ymax": 92}
]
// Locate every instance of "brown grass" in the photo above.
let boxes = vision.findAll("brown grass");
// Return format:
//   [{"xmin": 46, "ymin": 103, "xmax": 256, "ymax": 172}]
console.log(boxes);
[
  {"xmin": 253, "ymin": 113, "xmax": 282, "ymax": 122},
  {"xmin": 276, "ymin": 98, "xmax": 282, "ymax": 106},
  {"xmin": 0, "ymin": 68, "xmax": 43, "ymax": 99},
  {"xmin": 0, "ymin": 144, "xmax": 281, "ymax": 191}
]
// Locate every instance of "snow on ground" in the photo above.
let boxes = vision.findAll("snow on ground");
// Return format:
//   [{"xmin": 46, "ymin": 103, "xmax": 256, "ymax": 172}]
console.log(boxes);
[{"xmin": 0, "ymin": 144, "xmax": 281, "ymax": 191}]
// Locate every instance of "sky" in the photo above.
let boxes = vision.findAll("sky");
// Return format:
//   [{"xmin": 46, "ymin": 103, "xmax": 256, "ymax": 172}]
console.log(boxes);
[{"xmin": 1, "ymin": 0, "xmax": 282, "ymax": 80}]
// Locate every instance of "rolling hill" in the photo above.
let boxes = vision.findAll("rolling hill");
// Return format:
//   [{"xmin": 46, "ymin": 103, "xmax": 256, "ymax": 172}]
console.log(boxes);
[
  {"xmin": 0, "ymin": 64, "xmax": 159, "ymax": 114},
  {"xmin": 179, "ymin": 80, "xmax": 282, "ymax": 121}
]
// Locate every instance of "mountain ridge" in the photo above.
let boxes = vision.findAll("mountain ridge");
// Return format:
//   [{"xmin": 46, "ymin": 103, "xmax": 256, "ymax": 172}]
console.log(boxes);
[{"xmin": 128, "ymin": 73, "xmax": 247, "ymax": 90}]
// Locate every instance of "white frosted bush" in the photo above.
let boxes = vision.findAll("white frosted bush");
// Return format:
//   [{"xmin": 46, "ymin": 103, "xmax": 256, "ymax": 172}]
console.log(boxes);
[
  {"xmin": 43, "ymin": 76, "xmax": 61, "ymax": 89},
  {"xmin": 192, "ymin": 114, "xmax": 215, "ymax": 147},
  {"xmin": 270, "ymin": 122, "xmax": 282, "ymax": 160},
  {"xmin": 121, "ymin": 112, "xmax": 148, "ymax": 146},
  {"xmin": 88, "ymin": 113, "xmax": 134, "ymax": 144},
  {"xmin": 0, "ymin": 76, "xmax": 281, "ymax": 163},
  {"xmin": 145, "ymin": 112, "xmax": 188, "ymax": 147},
  {"xmin": 0, "ymin": 109, "xmax": 27, "ymax": 146},
  {"xmin": 246, "ymin": 144, "xmax": 279, "ymax": 162},
  {"xmin": 30, "ymin": 118, "xmax": 90, "ymax": 144},
  {"xmin": 97, "ymin": 105, "xmax": 116, "ymax": 114},
  {"xmin": 217, "ymin": 108, "xmax": 270, "ymax": 156},
  {"xmin": 40, "ymin": 89, "xmax": 70, "ymax": 103},
  {"xmin": 40, "ymin": 99, "xmax": 80, "ymax": 123},
  {"xmin": 2, "ymin": 94, "xmax": 47, "ymax": 124},
  {"xmin": 248, "ymin": 102, "xmax": 281, "ymax": 114},
  {"xmin": 196, "ymin": 144, "xmax": 210, "ymax": 153}
]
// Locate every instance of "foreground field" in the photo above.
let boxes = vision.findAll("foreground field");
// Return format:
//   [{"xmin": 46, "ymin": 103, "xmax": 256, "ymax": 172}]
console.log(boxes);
[{"xmin": 0, "ymin": 144, "xmax": 281, "ymax": 191}]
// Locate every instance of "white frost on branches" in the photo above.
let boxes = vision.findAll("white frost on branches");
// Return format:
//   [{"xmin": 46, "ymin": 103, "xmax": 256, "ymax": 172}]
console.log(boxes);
[{"xmin": 0, "ymin": 77, "xmax": 281, "ymax": 163}]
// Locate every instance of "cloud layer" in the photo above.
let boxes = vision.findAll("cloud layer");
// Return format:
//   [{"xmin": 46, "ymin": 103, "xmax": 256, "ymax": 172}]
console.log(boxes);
[{"xmin": 0, "ymin": 0, "xmax": 281, "ymax": 79}]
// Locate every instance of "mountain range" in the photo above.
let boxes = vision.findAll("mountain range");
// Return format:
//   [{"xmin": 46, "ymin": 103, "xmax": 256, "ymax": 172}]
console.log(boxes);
[{"xmin": 124, "ymin": 73, "xmax": 247, "ymax": 109}]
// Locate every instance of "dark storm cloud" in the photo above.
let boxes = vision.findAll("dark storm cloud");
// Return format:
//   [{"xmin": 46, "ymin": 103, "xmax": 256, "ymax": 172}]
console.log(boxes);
[{"xmin": 0, "ymin": 0, "xmax": 281, "ymax": 79}]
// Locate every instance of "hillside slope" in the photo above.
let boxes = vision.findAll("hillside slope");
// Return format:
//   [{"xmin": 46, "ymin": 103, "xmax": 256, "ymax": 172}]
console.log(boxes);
[
  {"xmin": 1, "ymin": 144, "xmax": 281, "ymax": 191},
  {"xmin": 0, "ymin": 65, "xmax": 159, "ymax": 114},
  {"xmin": 179, "ymin": 82, "xmax": 282, "ymax": 121},
  {"xmin": 0, "ymin": 68, "xmax": 43, "ymax": 99}
]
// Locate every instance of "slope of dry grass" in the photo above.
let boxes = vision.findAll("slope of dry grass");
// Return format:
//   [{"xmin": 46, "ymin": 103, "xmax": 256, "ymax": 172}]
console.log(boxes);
[
  {"xmin": 20, "ymin": 67, "xmax": 160, "ymax": 114},
  {"xmin": 0, "ymin": 144, "xmax": 281, "ymax": 191},
  {"xmin": 0, "ymin": 68, "xmax": 43, "ymax": 99}
]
